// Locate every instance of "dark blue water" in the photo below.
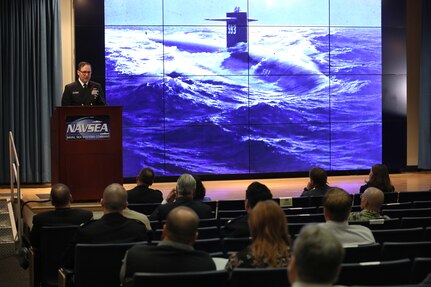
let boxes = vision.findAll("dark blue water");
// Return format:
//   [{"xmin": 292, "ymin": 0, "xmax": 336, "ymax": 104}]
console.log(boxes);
[{"xmin": 105, "ymin": 26, "xmax": 382, "ymax": 177}]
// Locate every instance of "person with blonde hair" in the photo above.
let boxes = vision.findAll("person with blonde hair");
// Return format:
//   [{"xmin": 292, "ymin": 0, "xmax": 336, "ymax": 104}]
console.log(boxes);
[{"xmin": 225, "ymin": 200, "xmax": 291, "ymax": 270}]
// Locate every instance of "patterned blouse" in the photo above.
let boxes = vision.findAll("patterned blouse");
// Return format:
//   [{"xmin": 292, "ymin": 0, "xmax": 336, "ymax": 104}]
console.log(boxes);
[{"xmin": 225, "ymin": 246, "xmax": 290, "ymax": 271}]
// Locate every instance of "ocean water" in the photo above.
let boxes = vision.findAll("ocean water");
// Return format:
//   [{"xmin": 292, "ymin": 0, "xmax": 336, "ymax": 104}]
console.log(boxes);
[{"xmin": 105, "ymin": 25, "xmax": 382, "ymax": 177}]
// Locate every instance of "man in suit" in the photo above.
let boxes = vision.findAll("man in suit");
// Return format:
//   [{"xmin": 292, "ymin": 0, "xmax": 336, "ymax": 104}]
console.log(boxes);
[
  {"xmin": 61, "ymin": 61, "xmax": 106, "ymax": 106},
  {"xmin": 127, "ymin": 167, "xmax": 163, "ymax": 204},
  {"xmin": 222, "ymin": 181, "xmax": 273, "ymax": 238},
  {"xmin": 318, "ymin": 188, "xmax": 375, "ymax": 246},
  {"xmin": 149, "ymin": 174, "xmax": 213, "ymax": 221},
  {"xmin": 120, "ymin": 206, "xmax": 216, "ymax": 286},
  {"xmin": 288, "ymin": 224, "xmax": 344, "ymax": 287},
  {"xmin": 29, "ymin": 183, "xmax": 93, "ymax": 248},
  {"xmin": 62, "ymin": 183, "xmax": 148, "ymax": 268}
]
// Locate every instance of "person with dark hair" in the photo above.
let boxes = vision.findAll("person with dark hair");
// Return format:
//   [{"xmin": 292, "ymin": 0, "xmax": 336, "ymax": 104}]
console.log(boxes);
[
  {"xmin": 288, "ymin": 224, "xmax": 344, "ymax": 287},
  {"xmin": 120, "ymin": 206, "xmax": 216, "ymax": 286},
  {"xmin": 62, "ymin": 183, "xmax": 148, "ymax": 268},
  {"xmin": 29, "ymin": 183, "xmax": 93, "ymax": 248},
  {"xmin": 61, "ymin": 61, "xmax": 106, "ymax": 106},
  {"xmin": 301, "ymin": 167, "xmax": 331, "ymax": 197},
  {"xmin": 319, "ymin": 188, "xmax": 375, "ymax": 246},
  {"xmin": 149, "ymin": 174, "xmax": 213, "ymax": 221},
  {"xmin": 349, "ymin": 187, "xmax": 390, "ymax": 221},
  {"xmin": 222, "ymin": 181, "xmax": 273, "ymax": 238},
  {"xmin": 360, "ymin": 164, "xmax": 395, "ymax": 193},
  {"xmin": 225, "ymin": 200, "xmax": 291, "ymax": 271},
  {"xmin": 193, "ymin": 175, "xmax": 211, "ymax": 202},
  {"xmin": 127, "ymin": 167, "xmax": 163, "ymax": 203}
]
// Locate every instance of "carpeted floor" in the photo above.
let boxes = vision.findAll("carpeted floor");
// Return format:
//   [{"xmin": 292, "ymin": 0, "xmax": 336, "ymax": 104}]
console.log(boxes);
[{"xmin": 0, "ymin": 255, "xmax": 29, "ymax": 287}]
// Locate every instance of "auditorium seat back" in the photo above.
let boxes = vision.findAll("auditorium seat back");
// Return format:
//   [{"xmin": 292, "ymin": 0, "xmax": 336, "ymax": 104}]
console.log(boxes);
[
  {"xmin": 132, "ymin": 270, "xmax": 229, "ymax": 287},
  {"xmin": 229, "ymin": 268, "xmax": 290, "ymax": 287}
]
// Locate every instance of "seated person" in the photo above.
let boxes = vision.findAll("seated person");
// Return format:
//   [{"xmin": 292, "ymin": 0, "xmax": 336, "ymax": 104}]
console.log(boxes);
[
  {"xmin": 150, "ymin": 174, "xmax": 213, "ymax": 221},
  {"xmin": 349, "ymin": 187, "xmax": 390, "ymax": 221},
  {"xmin": 120, "ymin": 206, "xmax": 216, "ymax": 286},
  {"xmin": 62, "ymin": 183, "xmax": 148, "ymax": 268},
  {"xmin": 127, "ymin": 167, "xmax": 163, "ymax": 203},
  {"xmin": 318, "ymin": 188, "xmax": 375, "ymax": 246},
  {"xmin": 225, "ymin": 200, "xmax": 291, "ymax": 271},
  {"xmin": 301, "ymin": 167, "xmax": 331, "ymax": 197},
  {"xmin": 29, "ymin": 183, "xmax": 93, "ymax": 248},
  {"xmin": 360, "ymin": 164, "xmax": 395, "ymax": 193},
  {"xmin": 193, "ymin": 175, "xmax": 211, "ymax": 202},
  {"xmin": 222, "ymin": 181, "xmax": 273, "ymax": 238},
  {"xmin": 288, "ymin": 224, "xmax": 344, "ymax": 287}
]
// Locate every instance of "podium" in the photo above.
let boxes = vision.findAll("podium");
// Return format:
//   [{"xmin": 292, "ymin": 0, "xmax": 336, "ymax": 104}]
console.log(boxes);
[{"xmin": 51, "ymin": 106, "xmax": 123, "ymax": 201}]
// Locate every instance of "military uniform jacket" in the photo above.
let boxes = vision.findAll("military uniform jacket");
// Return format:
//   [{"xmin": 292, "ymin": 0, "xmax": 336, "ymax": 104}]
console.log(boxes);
[
  {"xmin": 348, "ymin": 209, "xmax": 390, "ymax": 221},
  {"xmin": 62, "ymin": 212, "xmax": 147, "ymax": 268},
  {"xmin": 61, "ymin": 80, "xmax": 106, "ymax": 106},
  {"xmin": 29, "ymin": 208, "xmax": 93, "ymax": 248}
]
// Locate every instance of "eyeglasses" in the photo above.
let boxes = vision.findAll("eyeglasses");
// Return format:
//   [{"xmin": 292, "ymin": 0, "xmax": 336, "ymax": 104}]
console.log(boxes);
[{"xmin": 79, "ymin": 70, "xmax": 92, "ymax": 74}]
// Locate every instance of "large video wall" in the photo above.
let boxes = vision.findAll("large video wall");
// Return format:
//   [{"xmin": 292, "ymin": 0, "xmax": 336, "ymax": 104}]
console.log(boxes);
[{"xmin": 104, "ymin": 0, "xmax": 382, "ymax": 177}]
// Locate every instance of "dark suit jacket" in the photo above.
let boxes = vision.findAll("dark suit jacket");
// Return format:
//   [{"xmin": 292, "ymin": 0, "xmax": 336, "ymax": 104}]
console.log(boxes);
[
  {"xmin": 149, "ymin": 197, "xmax": 213, "ymax": 221},
  {"xmin": 127, "ymin": 185, "xmax": 163, "ymax": 204},
  {"xmin": 300, "ymin": 184, "xmax": 331, "ymax": 197},
  {"xmin": 122, "ymin": 243, "xmax": 216, "ymax": 286},
  {"xmin": 29, "ymin": 208, "xmax": 93, "ymax": 248},
  {"xmin": 62, "ymin": 212, "xmax": 148, "ymax": 268},
  {"xmin": 222, "ymin": 214, "xmax": 250, "ymax": 238},
  {"xmin": 61, "ymin": 80, "xmax": 106, "ymax": 106}
]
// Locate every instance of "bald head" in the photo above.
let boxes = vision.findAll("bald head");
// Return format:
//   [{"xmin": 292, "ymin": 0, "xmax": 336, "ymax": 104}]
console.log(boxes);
[
  {"xmin": 361, "ymin": 187, "xmax": 385, "ymax": 212},
  {"xmin": 164, "ymin": 206, "xmax": 199, "ymax": 245},
  {"xmin": 51, "ymin": 183, "xmax": 71, "ymax": 208},
  {"xmin": 102, "ymin": 183, "xmax": 128, "ymax": 213}
]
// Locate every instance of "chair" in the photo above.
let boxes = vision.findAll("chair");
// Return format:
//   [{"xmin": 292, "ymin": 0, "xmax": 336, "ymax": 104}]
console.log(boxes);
[
  {"xmin": 348, "ymin": 218, "xmax": 401, "ymax": 230},
  {"xmin": 217, "ymin": 209, "xmax": 247, "ymax": 218},
  {"xmin": 381, "ymin": 241, "xmax": 431, "ymax": 260},
  {"xmin": 283, "ymin": 206, "xmax": 323, "ymax": 215},
  {"xmin": 229, "ymin": 268, "xmax": 289, "ymax": 287},
  {"xmin": 73, "ymin": 242, "xmax": 144, "ymax": 287},
  {"xmin": 287, "ymin": 223, "xmax": 308, "ymax": 237},
  {"xmin": 401, "ymin": 216, "xmax": 431, "ymax": 228},
  {"xmin": 286, "ymin": 213, "xmax": 325, "ymax": 223},
  {"xmin": 343, "ymin": 243, "xmax": 381, "ymax": 263},
  {"xmin": 424, "ymin": 227, "xmax": 431, "ymax": 240},
  {"xmin": 217, "ymin": 199, "xmax": 245, "ymax": 211},
  {"xmin": 413, "ymin": 200, "xmax": 431, "ymax": 208},
  {"xmin": 398, "ymin": 191, "xmax": 431, "ymax": 203},
  {"xmin": 133, "ymin": 270, "xmax": 229, "ymax": 287},
  {"xmin": 382, "ymin": 202, "xmax": 413, "ymax": 209},
  {"xmin": 197, "ymin": 226, "xmax": 220, "ymax": 239},
  {"xmin": 193, "ymin": 238, "xmax": 223, "ymax": 256},
  {"xmin": 372, "ymin": 227, "xmax": 424, "ymax": 243},
  {"xmin": 410, "ymin": 257, "xmax": 431, "ymax": 284},
  {"xmin": 128, "ymin": 203, "xmax": 160, "ymax": 215},
  {"xmin": 31, "ymin": 225, "xmax": 79, "ymax": 287},
  {"xmin": 198, "ymin": 218, "xmax": 220, "ymax": 228},
  {"xmin": 221, "ymin": 237, "xmax": 251, "ymax": 257},
  {"xmin": 336, "ymin": 258, "xmax": 412, "ymax": 286},
  {"xmin": 382, "ymin": 208, "xmax": 431, "ymax": 218}
]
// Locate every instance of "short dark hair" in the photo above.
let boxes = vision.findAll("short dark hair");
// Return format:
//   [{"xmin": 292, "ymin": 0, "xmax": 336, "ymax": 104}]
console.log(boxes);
[
  {"xmin": 322, "ymin": 188, "xmax": 352, "ymax": 222},
  {"xmin": 193, "ymin": 175, "xmax": 206, "ymax": 200},
  {"xmin": 137, "ymin": 167, "xmax": 155, "ymax": 186},
  {"xmin": 50, "ymin": 183, "xmax": 71, "ymax": 207},
  {"xmin": 77, "ymin": 61, "xmax": 91, "ymax": 71},
  {"xmin": 245, "ymin": 182, "xmax": 273, "ymax": 208},
  {"xmin": 310, "ymin": 167, "xmax": 327, "ymax": 188}
]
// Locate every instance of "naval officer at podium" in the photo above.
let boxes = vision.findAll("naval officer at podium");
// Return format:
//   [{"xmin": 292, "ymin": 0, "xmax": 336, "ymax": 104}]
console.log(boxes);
[{"xmin": 61, "ymin": 61, "xmax": 106, "ymax": 106}]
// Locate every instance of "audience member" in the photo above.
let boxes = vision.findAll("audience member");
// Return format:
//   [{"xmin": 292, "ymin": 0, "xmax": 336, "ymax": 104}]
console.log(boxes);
[
  {"xmin": 287, "ymin": 224, "xmax": 344, "ymax": 287},
  {"xmin": 225, "ymin": 200, "xmax": 291, "ymax": 271},
  {"xmin": 120, "ymin": 206, "xmax": 216, "ymax": 286},
  {"xmin": 319, "ymin": 188, "xmax": 375, "ymax": 246},
  {"xmin": 360, "ymin": 164, "xmax": 394, "ymax": 193},
  {"xmin": 149, "ymin": 174, "xmax": 213, "ymax": 221},
  {"xmin": 29, "ymin": 183, "xmax": 93, "ymax": 248},
  {"xmin": 301, "ymin": 167, "xmax": 331, "ymax": 197},
  {"xmin": 193, "ymin": 175, "xmax": 212, "ymax": 202},
  {"xmin": 127, "ymin": 167, "xmax": 163, "ymax": 203},
  {"xmin": 222, "ymin": 181, "xmax": 273, "ymax": 238},
  {"xmin": 62, "ymin": 183, "xmax": 148, "ymax": 268},
  {"xmin": 349, "ymin": 187, "xmax": 390, "ymax": 221}
]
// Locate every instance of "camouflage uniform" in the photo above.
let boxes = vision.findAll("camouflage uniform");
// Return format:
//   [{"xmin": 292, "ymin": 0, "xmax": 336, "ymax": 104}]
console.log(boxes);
[{"xmin": 348, "ymin": 209, "xmax": 390, "ymax": 221}]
